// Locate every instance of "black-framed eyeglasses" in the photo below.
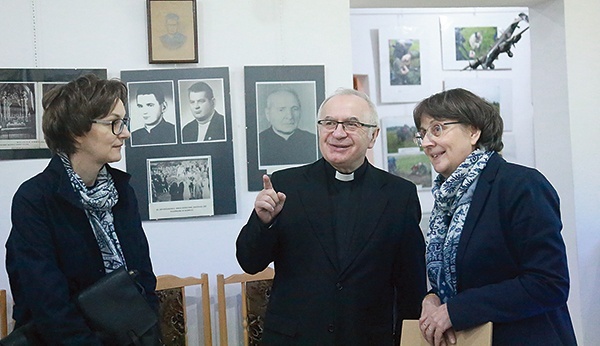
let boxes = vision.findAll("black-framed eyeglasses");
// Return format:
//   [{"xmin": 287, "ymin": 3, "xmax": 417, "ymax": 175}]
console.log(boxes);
[
  {"xmin": 413, "ymin": 121, "xmax": 462, "ymax": 147},
  {"xmin": 317, "ymin": 119, "xmax": 378, "ymax": 132},
  {"xmin": 91, "ymin": 117, "xmax": 130, "ymax": 135}
]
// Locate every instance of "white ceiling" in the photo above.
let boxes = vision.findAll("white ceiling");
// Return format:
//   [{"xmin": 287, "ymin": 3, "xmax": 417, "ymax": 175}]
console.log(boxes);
[{"xmin": 349, "ymin": 0, "xmax": 549, "ymax": 8}]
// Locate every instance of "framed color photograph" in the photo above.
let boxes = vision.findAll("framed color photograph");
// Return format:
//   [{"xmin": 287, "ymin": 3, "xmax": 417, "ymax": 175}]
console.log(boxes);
[
  {"xmin": 381, "ymin": 116, "xmax": 433, "ymax": 189},
  {"xmin": 439, "ymin": 10, "xmax": 528, "ymax": 70},
  {"xmin": 147, "ymin": 0, "xmax": 198, "ymax": 64},
  {"xmin": 378, "ymin": 26, "xmax": 434, "ymax": 103},
  {"xmin": 444, "ymin": 78, "xmax": 513, "ymax": 131}
]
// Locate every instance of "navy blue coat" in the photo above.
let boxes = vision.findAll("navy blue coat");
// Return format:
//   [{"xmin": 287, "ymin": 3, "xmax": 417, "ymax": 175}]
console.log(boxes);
[
  {"xmin": 444, "ymin": 153, "xmax": 577, "ymax": 345},
  {"xmin": 6, "ymin": 155, "xmax": 157, "ymax": 345},
  {"xmin": 236, "ymin": 159, "xmax": 426, "ymax": 345}
]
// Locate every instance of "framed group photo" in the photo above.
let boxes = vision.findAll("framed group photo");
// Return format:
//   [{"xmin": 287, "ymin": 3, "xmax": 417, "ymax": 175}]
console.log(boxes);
[
  {"xmin": 0, "ymin": 68, "xmax": 106, "ymax": 160},
  {"xmin": 147, "ymin": 0, "xmax": 198, "ymax": 64}
]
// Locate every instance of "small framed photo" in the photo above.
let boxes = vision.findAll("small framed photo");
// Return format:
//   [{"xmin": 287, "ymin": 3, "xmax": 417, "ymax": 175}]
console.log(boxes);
[{"xmin": 147, "ymin": 0, "xmax": 198, "ymax": 64}]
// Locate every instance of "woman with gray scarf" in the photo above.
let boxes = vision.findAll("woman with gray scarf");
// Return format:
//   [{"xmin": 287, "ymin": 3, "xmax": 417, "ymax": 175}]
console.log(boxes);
[{"xmin": 6, "ymin": 74, "xmax": 157, "ymax": 344}]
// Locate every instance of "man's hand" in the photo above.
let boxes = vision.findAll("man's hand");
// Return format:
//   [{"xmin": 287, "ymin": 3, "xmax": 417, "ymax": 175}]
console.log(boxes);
[{"xmin": 254, "ymin": 174, "xmax": 286, "ymax": 224}]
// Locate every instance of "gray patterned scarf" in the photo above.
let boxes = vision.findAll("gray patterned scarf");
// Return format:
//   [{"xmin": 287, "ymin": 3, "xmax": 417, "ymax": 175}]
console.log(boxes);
[
  {"xmin": 426, "ymin": 149, "xmax": 492, "ymax": 303},
  {"xmin": 58, "ymin": 153, "xmax": 127, "ymax": 273}
]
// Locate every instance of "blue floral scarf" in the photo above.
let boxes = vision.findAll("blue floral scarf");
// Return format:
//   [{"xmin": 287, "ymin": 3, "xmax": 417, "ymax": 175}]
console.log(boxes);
[
  {"xmin": 59, "ymin": 153, "xmax": 126, "ymax": 273},
  {"xmin": 426, "ymin": 149, "xmax": 492, "ymax": 303}
]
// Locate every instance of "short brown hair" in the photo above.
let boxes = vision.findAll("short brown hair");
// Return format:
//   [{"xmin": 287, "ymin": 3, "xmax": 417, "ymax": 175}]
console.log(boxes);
[
  {"xmin": 413, "ymin": 88, "xmax": 504, "ymax": 152},
  {"xmin": 42, "ymin": 74, "xmax": 127, "ymax": 155}
]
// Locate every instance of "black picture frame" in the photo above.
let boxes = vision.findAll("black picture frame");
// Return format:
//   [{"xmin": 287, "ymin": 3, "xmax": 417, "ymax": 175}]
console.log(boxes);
[
  {"xmin": 0, "ymin": 68, "xmax": 107, "ymax": 161},
  {"xmin": 244, "ymin": 65, "xmax": 325, "ymax": 191},
  {"xmin": 121, "ymin": 67, "xmax": 236, "ymax": 220}
]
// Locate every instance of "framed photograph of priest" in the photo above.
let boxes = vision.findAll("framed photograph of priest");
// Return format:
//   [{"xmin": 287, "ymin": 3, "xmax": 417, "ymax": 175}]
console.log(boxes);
[
  {"xmin": 128, "ymin": 81, "xmax": 177, "ymax": 147},
  {"xmin": 256, "ymin": 82, "xmax": 319, "ymax": 168},
  {"xmin": 178, "ymin": 78, "xmax": 227, "ymax": 144}
]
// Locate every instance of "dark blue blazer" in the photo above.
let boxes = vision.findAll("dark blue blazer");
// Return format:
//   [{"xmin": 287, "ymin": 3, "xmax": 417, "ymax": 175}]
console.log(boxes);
[
  {"xmin": 5, "ymin": 155, "xmax": 157, "ymax": 345},
  {"xmin": 237, "ymin": 159, "xmax": 426, "ymax": 345},
  {"xmin": 445, "ymin": 153, "xmax": 577, "ymax": 345}
]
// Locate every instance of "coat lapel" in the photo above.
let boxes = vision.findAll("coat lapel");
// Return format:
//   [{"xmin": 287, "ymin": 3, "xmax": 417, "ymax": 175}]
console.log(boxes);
[
  {"xmin": 298, "ymin": 160, "xmax": 340, "ymax": 271},
  {"xmin": 456, "ymin": 153, "xmax": 503, "ymax": 267},
  {"xmin": 339, "ymin": 165, "xmax": 388, "ymax": 274}
]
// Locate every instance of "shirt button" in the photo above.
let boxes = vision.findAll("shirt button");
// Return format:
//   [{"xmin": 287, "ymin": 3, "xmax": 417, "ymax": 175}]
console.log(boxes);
[
  {"xmin": 328, "ymin": 324, "xmax": 335, "ymax": 333},
  {"xmin": 336, "ymin": 282, "xmax": 343, "ymax": 290}
]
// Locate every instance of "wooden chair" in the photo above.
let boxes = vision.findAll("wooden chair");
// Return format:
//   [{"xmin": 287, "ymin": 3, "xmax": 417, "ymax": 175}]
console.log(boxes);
[
  {"xmin": 0, "ymin": 289, "xmax": 7, "ymax": 338},
  {"xmin": 216, "ymin": 267, "xmax": 274, "ymax": 346},
  {"xmin": 399, "ymin": 320, "xmax": 492, "ymax": 346},
  {"xmin": 155, "ymin": 274, "xmax": 212, "ymax": 346}
]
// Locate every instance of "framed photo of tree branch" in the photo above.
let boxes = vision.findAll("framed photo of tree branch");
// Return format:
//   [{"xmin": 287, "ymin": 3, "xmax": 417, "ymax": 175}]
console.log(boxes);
[{"xmin": 147, "ymin": 0, "xmax": 198, "ymax": 64}]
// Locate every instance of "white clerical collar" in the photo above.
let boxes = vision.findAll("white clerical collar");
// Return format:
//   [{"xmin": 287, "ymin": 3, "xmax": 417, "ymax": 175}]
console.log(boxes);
[{"xmin": 335, "ymin": 171, "xmax": 354, "ymax": 182}]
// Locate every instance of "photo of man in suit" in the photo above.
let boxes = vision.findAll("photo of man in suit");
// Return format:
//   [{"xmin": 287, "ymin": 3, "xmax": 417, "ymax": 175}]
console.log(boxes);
[
  {"xmin": 237, "ymin": 88, "xmax": 426, "ymax": 345},
  {"xmin": 258, "ymin": 87, "xmax": 317, "ymax": 166},
  {"xmin": 181, "ymin": 80, "xmax": 226, "ymax": 143},
  {"xmin": 130, "ymin": 83, "xmax": 176, "ymax": 146}
]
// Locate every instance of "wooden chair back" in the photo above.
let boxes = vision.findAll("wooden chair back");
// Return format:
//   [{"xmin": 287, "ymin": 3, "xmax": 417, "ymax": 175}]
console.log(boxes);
[
  {"xmin": 216, "ymin": 267, "xmax": 274, "ymax": 346},
  {"xmin": 155, "ymin": 274, "xmax": 212, "ymax": 346}
]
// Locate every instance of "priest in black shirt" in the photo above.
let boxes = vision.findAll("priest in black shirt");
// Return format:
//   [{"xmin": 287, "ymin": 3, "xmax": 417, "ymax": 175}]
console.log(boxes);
[{"xmin": 237, "ymin": 88, "xmax": 426, "ymax": 345}]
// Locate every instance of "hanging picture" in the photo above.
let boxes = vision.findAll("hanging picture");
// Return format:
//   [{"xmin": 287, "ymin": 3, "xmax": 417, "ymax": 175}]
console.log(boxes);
[
  {"xmin": 381, "ymin": 116, "xmax": 433, "ymax": 189},
  {"xmin": 121, "ymin": 67, "xmax": 236, "ymax": 220},
  {"xmin": 147, "ymin": 0, "xmax": 198, "ymax": 64},
  {"xmin": 440, "ymin": 10, "xmax": 529, "ymax": 70},
  {"xmin": 444, "ymin": 78, "xmax": 513, "ymax": 131},
  {"xmin": 244, "ymin": 65, "xmax": 325, "ymax": 191},
  {"xmin": 0, "ymin": 68, "xmax": 106, "ymax": 160},
  {"xmin": 378, "ymin": 26, "xmax": 435, "ymax": 103}
]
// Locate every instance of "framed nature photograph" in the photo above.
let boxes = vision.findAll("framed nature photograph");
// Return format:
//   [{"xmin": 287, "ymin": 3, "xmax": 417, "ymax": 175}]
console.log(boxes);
[
  {"xmin": 378, "ymin": 26, "xmax": 434, "ymax": 103},
  {"xmin": 147, "ymin": 0, "xmax": 198, "ymax": 64},
  {"xmin": 440, "ymin": 9, "xmax": 528, "ymax": 70},
  {"xmin": 444, "ymin": 78, "xmax": 513, "ymax": 131},
  {"xmin": 381, "ymin": 116, "xmax": 433, "ymax": 189}
]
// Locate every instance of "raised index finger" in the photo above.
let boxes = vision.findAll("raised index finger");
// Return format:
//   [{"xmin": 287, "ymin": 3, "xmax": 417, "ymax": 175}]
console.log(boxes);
[{"xmin": 262, "ymin": 174, "xmax": 273, "ymax": 191}]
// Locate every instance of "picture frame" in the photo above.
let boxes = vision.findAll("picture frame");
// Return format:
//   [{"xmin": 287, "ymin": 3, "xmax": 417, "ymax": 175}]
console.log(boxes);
[
  {"xmin": 381, "ymin": 116, "xmax": 433, "ymax": 190},
  {"xmin": 0, "ymin": 68, "xmax": 106, "ymax": 160},
  {"xmin": 378, "ymin": 26, "xmax": 435, "ymax": 104},
  {"xmin": 244, "ymin": 65, "xmax": 325, "ymax": 191},
  {"xmin": 444, "ymin": 78, "xmax": 513, "ymax": 131},
  {"xmin": 147, "ymin": 0, "xmax": 198, "ymax": 64},
  {"xmin": 439, "ymin": 10, "xmax": 528, "ymax": 70},
  {"xmin": 121, "ymin": 67, "xmax": 236, "ymax": 220}
]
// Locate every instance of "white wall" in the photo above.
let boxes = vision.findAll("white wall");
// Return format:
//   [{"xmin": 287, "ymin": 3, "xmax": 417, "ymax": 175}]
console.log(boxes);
[
  {"xmin": 0, "ymin": 0, "xmax": 353, "ymax": 342},
  {"xmin": 350, "ymin": 7, "xmax": 532, "ymax": 217}
]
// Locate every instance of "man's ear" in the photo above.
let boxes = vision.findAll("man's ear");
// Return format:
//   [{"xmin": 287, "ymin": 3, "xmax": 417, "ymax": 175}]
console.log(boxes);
[
  {"xmin": 368, "ymin": 128, "xmax": 380, "ymax": 149},
  {"xmin": 161, "ymin": 102, "xmax": 168, "ymax": 113}
]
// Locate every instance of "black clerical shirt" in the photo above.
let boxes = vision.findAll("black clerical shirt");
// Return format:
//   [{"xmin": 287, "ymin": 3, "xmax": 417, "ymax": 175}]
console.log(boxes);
[{"xmin": 325, "ymin": 160, "xmax": 368, "ymax": 266}]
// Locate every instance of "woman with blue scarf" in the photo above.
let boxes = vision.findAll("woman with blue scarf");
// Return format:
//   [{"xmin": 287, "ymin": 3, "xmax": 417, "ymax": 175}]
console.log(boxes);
[
  {"xmin": 5, "ymin": 74, "xmax": 158, "ymax": 344},
  {"xmin": 413, "ymin": 88, "xmax": 576, "ymax": 346}
]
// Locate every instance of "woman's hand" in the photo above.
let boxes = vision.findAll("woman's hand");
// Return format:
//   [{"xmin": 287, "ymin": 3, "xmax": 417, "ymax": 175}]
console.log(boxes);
[{"xmin": 419, "ymin": 294, "xmax": 456, "ymax": 346}]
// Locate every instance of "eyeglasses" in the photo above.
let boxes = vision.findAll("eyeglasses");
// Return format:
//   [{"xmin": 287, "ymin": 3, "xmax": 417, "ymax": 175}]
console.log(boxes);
[
  {"xmin": 413, "ymin": 121, "xmax": 462, "ymax": 147},
  {"xmin": 317, "ymin": 119, "xmax": 377, "ymax": 132},
  {"xmin": 91, "ymin": 117, "xmax": 130, "ymax": 135}
]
